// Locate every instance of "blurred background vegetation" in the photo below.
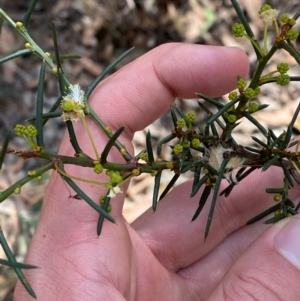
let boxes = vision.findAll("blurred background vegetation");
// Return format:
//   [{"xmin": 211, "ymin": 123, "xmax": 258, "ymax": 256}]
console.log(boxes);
[{"xmin": 0, "ymin": 0, "xmax": 299, "ymax": 299}]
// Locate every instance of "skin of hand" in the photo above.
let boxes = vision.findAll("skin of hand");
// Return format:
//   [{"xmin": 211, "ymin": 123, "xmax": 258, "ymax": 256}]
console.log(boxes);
[{"xmin": 13, "ymin": 43, "xmax": 300, "ymax": 301}]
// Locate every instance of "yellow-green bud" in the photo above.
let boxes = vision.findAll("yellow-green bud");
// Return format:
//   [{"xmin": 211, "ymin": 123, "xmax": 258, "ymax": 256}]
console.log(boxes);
[
  {"xmin": 62, "ymin": 99, "xmax": 75, "ymax": 111},
  {"xmin": 228, "ymin": 91, "xmax": 238, "ymax": 100},
  {"xmin": 16, "ymin": 22, "xmax": 23, "ymax": 29},
  {"xmin": 14, "ymin": 186, "xmax": 21, "ymax": 194},
  {"xmin": 191, "ymin": 138, "xmax": 200, "ymax": 148},
  {"xmin": 131, "ymin": 168, "xmax": 140, "ymax": 176},
  {"xmin": 176, "ymin": 118, "xmax": 186, "ymax": 128},
  {"xmin": 140, "ymin": 152, "xmax": 149, "ymax": 162},
  {"xmin": 173, "ymin": 144, "xmax": 183, "ymax": 154},
  {"xmin": 273, "ymin": 194, "xmax": 281, "ymax": 202},
  {"xmin": 106, "ymin": 170, "xmax": 122, "ymax": 183},
  {"xmin": 120, "ymin": 148, "xmax": 127, "ymax": 156},
  {"xmin": 25, "ymin": 43, "xmax": 32, "ymax": 49},
  {"xmin": 166, "ymin": 161, "xmax": 174, "ymax": 169},
  {"xmin": 93, "ymin": 164, "xmax": 103, "ymax": 174},
  {"xmin": 248, "ymin": 102, "xmax": 259, "ymax": 113},
  {"xmin": 106, "ymin": 204, "xmax": 112, "ymax": 213},
  {"xmin": 99, "ymin": 195, "xmax": 106, "ymax": 205},
  {"xmin": 186, "ymin": 111, "xmax": 196, "ymax": 123},
  {"xmin": 28, "ymin": 170, "xmax": 37, "ymax": 177},
  {"xmin": 182, "ymin": 141, "xmax": 190, "ymax": 149}
]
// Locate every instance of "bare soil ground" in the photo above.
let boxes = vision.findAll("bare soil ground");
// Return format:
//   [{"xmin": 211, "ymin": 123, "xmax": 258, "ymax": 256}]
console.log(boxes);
[{"xmin": 0, "ymin": 0, "xmax": 299, "ymax": 299}]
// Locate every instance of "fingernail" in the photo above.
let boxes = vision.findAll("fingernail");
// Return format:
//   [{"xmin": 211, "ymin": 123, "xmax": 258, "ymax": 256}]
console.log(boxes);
[{"xmin": 276, "ymin": 216, "xmax": 300, "ymax": 270}]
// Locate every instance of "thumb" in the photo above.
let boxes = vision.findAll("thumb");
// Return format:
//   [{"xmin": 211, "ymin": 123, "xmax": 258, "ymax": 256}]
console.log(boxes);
[{"xmin": 209, "ymin": 215, "xmax": 300, "ymax": 300}]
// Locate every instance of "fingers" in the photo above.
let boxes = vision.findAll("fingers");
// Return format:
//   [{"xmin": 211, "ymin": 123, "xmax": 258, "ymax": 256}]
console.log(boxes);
[
  {"xmin": 177, "ymin": 221, "xmax": 272, "ymax": 300},
  {"xmin": 207, "ymin": 215, "xmax": 300, "ymax": 301},
  {"xmin": 132, "ymin": 168, "xmax": 300, "ymax": 272},
  {"xmin": 88, "ymin": 43, "xmax": 249, "ymax": 138}
]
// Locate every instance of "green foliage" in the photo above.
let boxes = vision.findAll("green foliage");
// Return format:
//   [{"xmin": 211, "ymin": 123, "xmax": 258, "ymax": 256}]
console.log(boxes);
[{"xmin": 0, "ymin": 0, "xmax": 300, "ymax": 297}]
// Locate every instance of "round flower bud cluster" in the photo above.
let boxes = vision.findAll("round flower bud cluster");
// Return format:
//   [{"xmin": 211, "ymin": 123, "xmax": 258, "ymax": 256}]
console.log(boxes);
[
  {"xmin": 131, "ymin": 168, "xmax": 140, "ymax": 176},
  {"xmin": 166, "ymin": 161, "xmax": 174, "ymax": 169},
  {"xmin": 232, "ymin": 23, "xmax": 245, "ymax": 37},
  {"xmin": 176, "ymin": 118, "xmax": 186, "ymax": 128},
  {"xmin": 93, "ymin": 163, "xmax": 103, "ymax": 174},
  {"xmin": 106, "ymin": 170, "xmax": 122, "ymax": 183},
  {"xmin": 228, "ymin": 91, "xmax": 238, "ymax": 100},
  {"xmin": 140, "ymin": 152, "xmax": 149, "ymax": 162},
  {"xmin": 186, "ymin": 111, "xmax": 196, "ymax": 123},
  {"xmin": 14, "ymin": 124, "xmax": 37, "ymax": 137},
  {"xmin": 277, "ymin": 63, "xmax": 289, "ymax": 74},
  {"xmin": 237, "ymin": 78, "xmax": 247, "ymax": 90},
  {"xmin": 173, "ymin": 144, "xmax": 183, "ymax": 154},
  {"xmin": 182, "ymin": 141, "xmax": 190, "ymax": 149},
  {"xmin": 276, "ymin": 74, "xmax": 290, "ymax": 86},
  {"xmin": 286, "ymin": 28, "xmax": 299, "ymax": 40},
  {"xmin": 247, "ymin": 102, "xmax": 260, "ymax": 113},
  {"xmin": 226, "ymin": 114, "xmax": 237, "ymax": 123},
  {"xmin": 191, "ymin": 138, "xmax": 200, "ymax": 148},
  {"xmin": 259, "ymin": 4, "xmax": 272, "ymax": 13},
  {"xmin": 244, "ymin": 87, "xmax": 261, "ymax": 99},
  {"xmin": 280, "ymin": 14, "xmax": 290, "ymax": 24}
]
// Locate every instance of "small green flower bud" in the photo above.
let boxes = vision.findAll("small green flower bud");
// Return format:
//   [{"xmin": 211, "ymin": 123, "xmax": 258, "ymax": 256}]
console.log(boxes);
[
  {"xmin": 140, "ymin": 152, "xmax": 149, "ymax": 162},
  {"xmin": 25, "ymin": 43, "xmax": 32, "ymax": 49},
  {"xmin": 93, "ymin": 163, "xmax": 103, "ymax": 174},
  {"xmin": 27, "ymin": 125, "xmax": 37, "ymax": 137},
  {"xmin": 99, "ymin": 195, "xmax": 106, "ymax": 205},
  {"xmin": 186, "ymin": 111, "xmax": 196, "ymax": 123},
  {"xmin": 277, "ymin": 63, "xmax": 289, "ymax": 74},
  {"xmin": 227, "ymin": 114, "xmax": 237, "ymax": 123},
  {"xmin": 288, "ymin": 18, "xmax": 296, "ymax": 26},
  {"xmin": 228, "ymin": 91, "xmax": 238, "ymax": 100},
  {"xmin": 14, "ymin": 186, "xmax": 21, "ymax": 194},
  {"xmin": 274, "ymin": 209, "xmax": 281, "ymax": 216},
  {"xmin": 259, "ymin": 4, "xmax": 272, "ymax": 13},
  {"xmin": 166, "ymin": 161, "xmax": 174, "ymax": 169},
  {"xmin": 273, "ymin": 194, "xmax": 281, "ymax": 202},
  {"xmin": 28, "ymin": 170, "xmax": 37, "ymax": 177},
  {"xmin": 280, "ymin": 14, "xmax": 290, "ymax": 24},
  {"xmin": 276, "ymin": 74, "xmax": 290, "ymax": 86},
  {"xmin": 182, "ymin": 141, "xmax": 190, "ymax": 149},
  {"xmin": 286, "ymin": 28, "xmax": 299, "ymax": 40},
  {"xmin": 16, "ymin": 22, "xmax": 23, "ymax": 29},
  {"xmin": 106, "ymin": 204, "xmax": 112, "ymax": 213},
  {"xmin": 14, "ymin": 124, "xmax": 27, "ymax": 136},
  {"xmin": 131, "ymin": 168, "xmax": 140, "ymax": 176},
  {"xmin": 173, "ymin": 144, "xmax": 183, "ymax": 154},
  {"xmin": 232, "ymin": 23, "xmax": 245, "ymax": 37},
  {"xmin": 244, "ymin": 88, "xmax": 255, "ymax": 99},
  {"xmin": 237, "ymin": 78, "xmax": 247, "ymax": 90},
  {"xmin": 191, "ymin": 138, "xmax": 200, "ymax": 148},
  {"xmin": 106, "ymin": 170, "xmax": 122, "ymax": 183},
  {"xmin": 176, "ymin": 118, "xmax": 186, "ymax": 128},
  {"xmin": 248, "ymin": 102, "xmax": 259, "ymax": 113},
  {"xmin": 62, "ymin": 99, "xmax": 75, "ymax": 111},
  {"xmin": 120, "ymin": 148, "xmax": 127, "ymax": 156},
  {"xmin": 254, "ymin": 87, "xmax": 261, "ymax": 96}
]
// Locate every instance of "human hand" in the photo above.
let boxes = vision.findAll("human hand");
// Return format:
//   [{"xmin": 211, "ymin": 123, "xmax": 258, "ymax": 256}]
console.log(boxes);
[{"xmin": 14, "ymin": 43, "xmax": 300, "ymax": 300}]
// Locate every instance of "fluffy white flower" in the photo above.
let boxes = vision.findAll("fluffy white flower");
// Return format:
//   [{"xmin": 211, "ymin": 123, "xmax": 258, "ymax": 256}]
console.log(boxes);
[
  {"xmin": 259, "ymin": 9, "xmax": 280, "ymax": 27},
  {"xmin": 61, "ymin": 84, "xmax": 85, "ymax": 121},
  {"xmin": 108, "ymin": 185, "xmax": 123, "ymax": 198},
  {"xmin": 205, "ymin": 145, "xmax": 246, "ymax": 184},
  {"xmin": 64, "ymin": 84, "xmax": 85, "ymax": 104}
]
